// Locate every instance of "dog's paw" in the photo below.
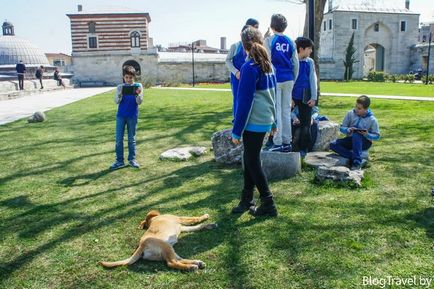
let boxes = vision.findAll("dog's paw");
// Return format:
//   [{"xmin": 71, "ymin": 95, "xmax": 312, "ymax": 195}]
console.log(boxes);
[
  {"xmin": 205, "ymin": 223, "xmax": 217, "ymax": 230},
  {"xmin": 196, "ymin": 261, "xmax": 206, "ymax": 269},
  {"xmin": 188, "ymin": 264, "xmax": 199, "ymax": 271}
]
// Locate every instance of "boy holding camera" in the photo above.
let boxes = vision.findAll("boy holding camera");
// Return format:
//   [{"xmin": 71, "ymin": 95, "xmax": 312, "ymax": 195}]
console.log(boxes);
[
  {"xmin": 110, "ymin": 65, "xmax": 144, "ymax": 170},
  {"xmin": 330, "ymin": 95, "xmax": 380, "ymax": 170}
]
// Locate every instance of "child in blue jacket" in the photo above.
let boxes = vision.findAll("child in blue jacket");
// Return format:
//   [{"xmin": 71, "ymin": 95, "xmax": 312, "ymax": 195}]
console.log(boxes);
[
  {"xmin": 110, "ymin": 65, "xmax": 144, "ymax": 170},
  {"xmin": 264, "ymin": 14, "xmax": 299, "ymax": 152},
  {"xmin": 231, "ymin": 27, "xmax": 278, "ymax": 217}
]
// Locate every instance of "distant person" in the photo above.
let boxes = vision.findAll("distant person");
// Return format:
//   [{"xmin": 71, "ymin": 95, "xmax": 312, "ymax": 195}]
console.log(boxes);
[
  {"xmin": 53, "ymin": 68, "xmax": 65, "ymax": 88},
  {"xmin": 110, "ymin": 65, "xmax": 144, "ymax": 170},
  {"xmin": 231, "ymin": 27, "xmax": 278, "ymax": 218},
  {"xmin": 35, "ymin": 65, "xmax": 44, "ymax": 89},
  {"xmin": 291, "ymin": 37, "xmax": 317, "ymax": 158},
  {"xmin": 16, "ymin": 60, "xmax": 26, "ymax": 90},
  {"xmin": 330, "ymin": 95, "xmax": 380, "ymax": 170},
  {"xmin": 264, "ymin": 14, "xmax": 299, "ymax": 152},
  {"xmin": 225, "ymin": 25, "xmax": 251, "ymax": 118}
]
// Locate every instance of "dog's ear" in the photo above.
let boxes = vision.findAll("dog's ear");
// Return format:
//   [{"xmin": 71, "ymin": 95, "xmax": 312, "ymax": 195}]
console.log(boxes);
[{"xmin": 138, "ymin": 210, "xmax": 160, "ymax": 229}]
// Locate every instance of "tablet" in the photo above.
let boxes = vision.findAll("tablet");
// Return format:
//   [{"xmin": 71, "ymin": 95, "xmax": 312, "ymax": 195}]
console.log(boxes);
[{"xmin": 122, "ymin": 85, "xmax": 138, "ymax": 96}]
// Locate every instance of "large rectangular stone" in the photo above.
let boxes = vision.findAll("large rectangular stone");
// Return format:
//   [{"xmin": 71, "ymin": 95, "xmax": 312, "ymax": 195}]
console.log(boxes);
[{"xmin": 241, "ymin": 151, "xmax": 301, "ymax": 180}]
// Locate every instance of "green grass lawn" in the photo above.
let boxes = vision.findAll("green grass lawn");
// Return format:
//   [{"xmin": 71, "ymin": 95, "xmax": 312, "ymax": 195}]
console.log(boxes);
[
  {"xmin": 0, "ymin": 89, "xmax": 433, "ymax": 289},
  {"xmin": 182, "ymin": 81, "xmax": 434, "ymax": 97}
]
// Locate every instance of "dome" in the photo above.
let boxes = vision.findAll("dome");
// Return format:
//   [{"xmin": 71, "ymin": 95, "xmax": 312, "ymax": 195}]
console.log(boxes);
[{"xmin": 0, "ymin": 35, "xmax": 50, "ymax": 66}]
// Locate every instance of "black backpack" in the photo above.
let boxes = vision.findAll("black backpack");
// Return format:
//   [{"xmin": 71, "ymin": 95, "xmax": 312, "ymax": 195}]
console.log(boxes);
[{"xmin": 35, "ymin": 69, "xmax": 42, "ymax": 78}]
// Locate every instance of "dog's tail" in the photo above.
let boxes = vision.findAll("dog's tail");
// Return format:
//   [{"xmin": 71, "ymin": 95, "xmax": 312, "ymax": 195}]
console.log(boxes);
[{"xmin": 99, "ymin": 240, "xmax": 147, "ymax": 268}]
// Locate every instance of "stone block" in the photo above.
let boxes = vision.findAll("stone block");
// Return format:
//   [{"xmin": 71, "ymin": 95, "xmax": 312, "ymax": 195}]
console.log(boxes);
[
  {"xmin": 246, "ymin": 151, "xmax": 301, "ymax": 180},
  {"xmin": 211, "ymin": 129, "xmax": 242, "ymax": 164},
  {"xmin": 315, "ymin": 165, "xmax": 364, "ymax": 187},
  {"xmin": 312, "ymin": 121, "xmax": 340, "ymax": 151}
]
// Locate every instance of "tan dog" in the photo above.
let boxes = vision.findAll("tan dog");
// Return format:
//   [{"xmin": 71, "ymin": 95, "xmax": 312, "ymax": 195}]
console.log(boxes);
[{"xmin": 99, "ymin": 210, "xmax": 217, "ymax": 271}]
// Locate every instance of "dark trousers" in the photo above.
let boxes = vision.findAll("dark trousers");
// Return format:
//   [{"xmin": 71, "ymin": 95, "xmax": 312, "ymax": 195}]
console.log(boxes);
[
  {"xmin": 38, "ymin": 77, "xmax": 43, "ymax": 88},
  {"xmin": 17, "ymin": 74, "xmax": 24, "ymax": 90},
  {"xmin": 330, "ymin": 133, "xmax": 372, "ymax": 165},
  {"xmin": 242, "ymin": 131, "xmax": 272, "ymax": 199},
  {"xmin": 293, "ymin": 99, "xmax": 312, "ymax": 152}
]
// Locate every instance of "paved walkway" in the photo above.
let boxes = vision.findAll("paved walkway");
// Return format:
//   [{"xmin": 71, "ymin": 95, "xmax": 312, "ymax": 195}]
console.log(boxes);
[
  {"xmin": 153, "ymin": 86, "xmax": 434, "ymax": 102},
  {"xmin": 0, "ymin": 87, "xmax": 114, "ymax": 125}
]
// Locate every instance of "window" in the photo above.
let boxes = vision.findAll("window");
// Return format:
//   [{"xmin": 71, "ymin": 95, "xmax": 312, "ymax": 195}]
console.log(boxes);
[
  {"xmin": 88, "ymin": 36, "xmax": 97, "ymax": 48},
  {"xmin": 400, "ymin": 21, "xmax": 406, "ymax": 32},
  {"xmin": 329, "ymin": 19, "xmax": 333, "ymax": 30},
  {"xmin": 374, "ymin": 23, "xmax": 379, "ymax": 32},
  {"xmin": 323, "ymin": 21, "xmax": 326, "ymax": 31},
  {"xmin": 352, "ymin": 19, "xmax": 357, "ymax": 30},
  {"xmin": 130, "ymin": 31, "xmax": 140, "ymax": 48},
  {"xmin": 53, "ymin": 60, "xmax": 65, "ymax": 67},
  {"xmin": 88, "ymin": 22, "xmax": 96, "ymax": 33}
]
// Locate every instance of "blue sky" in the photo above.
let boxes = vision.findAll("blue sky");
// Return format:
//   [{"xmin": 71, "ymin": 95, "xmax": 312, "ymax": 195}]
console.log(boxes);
[{"xmin": 1, "ymin": 0, "xmax": 433, "ymax": 54}]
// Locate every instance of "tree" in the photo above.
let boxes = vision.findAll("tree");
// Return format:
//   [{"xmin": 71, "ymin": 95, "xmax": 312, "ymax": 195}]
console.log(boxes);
[
  {"xmin": 343, "ymin": 32, "xmax": 359, "ymax": 81},
  {"xmin": 279, "ymin": 0, "xmax": 327, "ymax": 94}
]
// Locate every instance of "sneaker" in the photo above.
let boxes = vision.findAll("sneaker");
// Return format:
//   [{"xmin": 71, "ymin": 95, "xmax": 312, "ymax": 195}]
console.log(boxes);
[
  {"xmin": 110, "ymin": 161, "xmax": 125, "ymax": 170},
  {"xmin": 282, "ymin": 143, "xmax": 293, "ymax": 153},
  {"xmin": 129, "ymin": 159, "xmax": 140, "ymax": 168},
  {"xmin": 249, "ymin": 197, "xmax": 278, "ymax": 217},
  {"xmin": 350, "ymin": 163, "xmax": 362, "ymax": 171},
  {"xmin": 299, "ymin": 149, "xmax": 307, "ymax": 158},
  {"xmin": 269, "ymin": 145, "xmax": 284, "ymax": 152}
]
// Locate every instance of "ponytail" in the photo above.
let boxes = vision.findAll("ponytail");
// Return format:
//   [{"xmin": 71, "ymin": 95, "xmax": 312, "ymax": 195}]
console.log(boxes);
[
  {"xmin": 249, "ymin": 42, "xmax": 272, "ymax": 73},
  {"xmin": 241, "ymin": 26, "xmax": 272, "ymax": 74}
]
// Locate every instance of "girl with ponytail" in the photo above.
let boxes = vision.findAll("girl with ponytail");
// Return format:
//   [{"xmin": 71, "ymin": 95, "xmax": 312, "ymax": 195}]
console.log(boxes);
[{"xmin": 231, "ymin": 26, "xmax": 278, "ymax": 217}]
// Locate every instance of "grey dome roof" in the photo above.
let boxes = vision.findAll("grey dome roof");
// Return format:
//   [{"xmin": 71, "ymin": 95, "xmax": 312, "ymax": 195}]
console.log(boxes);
[{"xmin": 0, "ymin": 35, "xmax": 49, "ymax": 66}]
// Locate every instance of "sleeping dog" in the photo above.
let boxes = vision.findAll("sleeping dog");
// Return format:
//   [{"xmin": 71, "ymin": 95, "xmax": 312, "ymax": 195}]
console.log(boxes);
[{"xmin": 99, "ymin": 210, "xmax": 217, "ymax": 271}]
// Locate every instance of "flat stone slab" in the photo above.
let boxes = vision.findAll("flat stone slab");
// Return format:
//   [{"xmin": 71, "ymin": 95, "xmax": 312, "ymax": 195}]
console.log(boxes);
[
  {"xmin": 242, "ymin": 151, "xmax": 301, "ymax": 180},
  {"xmin": 160, "ymin": 146, "xmax": 207, "ymax": 161},
  {"xmin": 27, "ymin": 111, "xmax": 46, "ymax": 123},
  {"xmin": 305, "ymin": 152, "xmax": 350, "ymax": 168},
  {"xmin": 316, "ymin": 165, "xmax": 364, "ymax": 187},
  {"xmin": 211, "ymin": 129, "xmax": 243, "ymax": 164},
  {"xmin": 312, "ymin": 121, "xmax": 340, "ymax": 151}
]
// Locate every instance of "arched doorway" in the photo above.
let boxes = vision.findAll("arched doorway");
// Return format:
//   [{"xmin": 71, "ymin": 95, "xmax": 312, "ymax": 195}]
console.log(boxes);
[
  {"xmin": 122, "ymin": 60, "xmax": 141, "ymax": 76},
  {"xmin": 363, "ymin": 44, "xmax": 385, "ymax": 75}
]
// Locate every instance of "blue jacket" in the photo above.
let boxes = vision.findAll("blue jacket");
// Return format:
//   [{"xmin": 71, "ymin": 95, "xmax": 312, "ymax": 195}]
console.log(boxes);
[
  {"xmin": 232, "ymin": 58, "xmax": 277, "ymax": 139},
  {"xmin": 265, "ymin": 33, "xmax": 299, "ymax": 82},
  {"xmin": 115, "ymin": 83, "xmax": 144, "ymax": 119},
  {"xmin": 16, "ymin": 63, "xmax": 26, "ymax": 74},
  {"xmin": 340, "ymin": 109, "xmax": 381, "ymax": 141},
  {"xmin": 225, "ymin": 41, "xmax": 247, "ymax": 75},
  {"xmin": 292, "ymin": 57, "xmax": 317, "ymax": 101}
]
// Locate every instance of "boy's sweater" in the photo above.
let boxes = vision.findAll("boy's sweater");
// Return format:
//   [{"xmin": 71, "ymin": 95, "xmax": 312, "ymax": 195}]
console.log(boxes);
[
  {"xmin": 340, "ymin": 109, "xmax": 380, "ymax": 141},
  {"xmin": 115, "ymin": 83, "xmax": 144, "ymax": 118},
  {"xmin": 264, "ymin": 33, "xmax": 299, "ymax": 82},
  {"xmin": 232, "ymin": 58, "xmax": 277, "ymax": 139},
  {"xmin": 292, "ymin": 57, "xmax": 317, "ymax": 101},
  {"xmin": 225, "ymin": 41, "xmax": 247, "ymax": 75}
]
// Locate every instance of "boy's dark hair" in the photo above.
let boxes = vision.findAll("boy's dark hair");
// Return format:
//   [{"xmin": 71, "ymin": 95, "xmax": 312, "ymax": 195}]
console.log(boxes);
[
  {"xmin": 245, "ymin": 18, "xmax": 259, "ymax": 27},
  {"xmin": 241, "ymin": 25, "xmax": 250, "ymax": 32},
  {"xmin": 270, "ymin": 14, "xmax": 287, "ymax": 33},
  {"xmin": 295, "ymin": 37, "xmax": 314, "ymax": 52},
  {"xmin": 123, "ymin": 65, "xmax": 136, "ymax": 76},
  {"xmin": 357, "ymin": 95, "xmax": 371, "ymax": 109}
]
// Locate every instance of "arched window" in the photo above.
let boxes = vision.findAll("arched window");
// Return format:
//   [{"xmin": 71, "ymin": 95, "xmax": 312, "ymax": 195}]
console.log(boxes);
[
  {"xmin": 88, "ymin": 22, "xmax": 96, "ymax": 33},
  {"xmin": 130, "ymin": 31, "xmax": 140, "ymax": 48}
]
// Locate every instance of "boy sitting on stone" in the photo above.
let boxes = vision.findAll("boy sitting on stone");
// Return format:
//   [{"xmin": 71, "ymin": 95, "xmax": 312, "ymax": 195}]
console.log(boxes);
[{"xmin": 330, "ymin": 95, "xmax": 380, "ymax": 170}]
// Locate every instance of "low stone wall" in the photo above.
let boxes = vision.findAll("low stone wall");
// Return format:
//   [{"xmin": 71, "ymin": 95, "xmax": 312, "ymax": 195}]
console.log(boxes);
[{"xmin": 0, "ymin": 79, "xmax": 72, "ymax": 92}]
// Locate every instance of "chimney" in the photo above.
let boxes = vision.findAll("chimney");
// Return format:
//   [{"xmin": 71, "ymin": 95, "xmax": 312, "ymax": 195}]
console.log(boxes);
[
  {"xmin": 328, "ymin": 0, "xmax": 333, "ymax": 12},
  {"xmin": 405, "ymin": 0, "xmax": 410, "ymax": 10},
  {"xmin": 220, "ymin": 37, "xmax": 227, "ymax": 50},
  {"xmin": 78, "ymin": 5, "xmax": 83, "ymax": 12}
]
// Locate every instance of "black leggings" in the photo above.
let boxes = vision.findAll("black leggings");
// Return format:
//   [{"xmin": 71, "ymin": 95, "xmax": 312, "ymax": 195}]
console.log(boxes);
[
  {"xmin": 242, "ymin": 131, "xmax": 271, "ymax": 198},
  {"xmin": 293, "ymin": 99, "xmax": 312, "ymax": 152}
]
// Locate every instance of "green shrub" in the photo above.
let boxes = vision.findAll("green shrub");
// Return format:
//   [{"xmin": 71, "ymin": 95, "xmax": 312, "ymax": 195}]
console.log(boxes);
[
  {"xmin": 367, "ymin": 71, "xmax": 386, "ymax": 82},
  {"xmin": 407, "ymin": 74, "xmax": 415, "ymax": 83}
]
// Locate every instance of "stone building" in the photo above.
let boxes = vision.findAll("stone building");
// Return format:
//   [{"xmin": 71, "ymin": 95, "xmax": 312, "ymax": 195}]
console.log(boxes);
[
  {"xmin": 67, "ymin": 6, "xmax": 228, "ymax": 86},
  {"xmin": 45, "ymin": 53, "xmax": 72, "ymax": 72},
  {"xmin": 319, "ymin": 0, "xmax": 420, "ymax": 79}
]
